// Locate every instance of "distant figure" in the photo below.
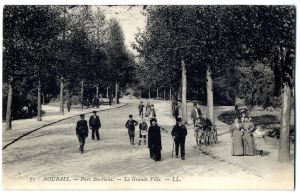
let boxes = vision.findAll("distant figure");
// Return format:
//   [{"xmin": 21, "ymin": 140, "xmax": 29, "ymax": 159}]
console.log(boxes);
[
  {"xmin": 145, "ymin": 101, "xmax": 151, "ymax": 117},
  {"xmin": 86, "ymin": 98, "xmax": 91, "ymax": 108},
  {"xmin": 109, "ymin": 93, "xmax": 113, "ymax": 106},
  {"xmin": 191, "ymin": 102, "xmax": 202, "ymax": 128},
  {"xmin": 242, "ymin": 117, "xmax": 256, "ymax": 156},
  {"xmin": 149, "ymin": 104, "xmax": 156, "ymax": 124},
  {"xmin": 93, "ymin": 96, "xmax": 99, "ymax": 108},
  {"xmin": 125, "ymin": 115, "xmax": 138, "ymax": 145},
  {"xmin": 234, "ymin": 104, "xmax": 239, "ymax": 117},
  {"xmin": 21, "ymin": 105, "xmax": 29, "ymax": 118},
  {"xmin": 76, "ymin": 114, "xmax": 89, "ymax": 154},
  {"xmin": 67, "ymin": 100, "xmax": 72, "ymax": 112},
  {"xmin": 171, "ymin": 117, "xmax": 187, "ymax": 160},
  {"xmin": 148, "ymin": 118, "xmax": 162, "ymax": 161},
  {"xmin": 173, "ymin": 103, "xmax": 179, "ymax": 120},
  {"xmin": 230, "ymin": 118, "xmax": 244, "ymax": 156},
  {"xmin": 138, "ymin": 118, "xmax": 148, "ymax": 145},
  {"xmin": 138, "ymin": 101, "xmax": 145, "ymax": 118},
  {"xmin": 89, "ymin": 111, "xmax": 101, "ymax": 141}
]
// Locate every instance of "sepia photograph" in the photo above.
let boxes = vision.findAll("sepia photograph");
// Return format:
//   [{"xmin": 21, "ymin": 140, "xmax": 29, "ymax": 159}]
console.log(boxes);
[{"xmin": 1, "ymin": 2, "xmax": 296, "ymax": 190}]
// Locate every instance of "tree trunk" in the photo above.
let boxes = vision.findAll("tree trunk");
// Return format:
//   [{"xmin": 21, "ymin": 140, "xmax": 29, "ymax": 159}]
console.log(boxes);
[
  {"xmin": 5, "ymin": 79, "xmax": 13, "ymax": 130},
  {"xmin": 106, "ymin": 86, "xmax": 109, "ymax": 98},
  {"xmin": 207, "ymin": 65, "xmax": 215, "ymax": 125},
  {"xmin": 81, "ymin": 79, "xmax": 84, "ymax": 111},
  {"xmin": 164, "ymin": 89, "xmax": 166, "ymax": 100},
  {"xmin": 59, "ymin": 77, "xmax": 64, "ymax": 115},
  {"xmin": 156, "ymin": 88, "xmax": 159, "ymax": 100},
  {"xmin": 42, "ymin": 93, "xmax": 45, "ymax": 105},
  {"xmin": 170, "ymin": 87, "xmax": 172, "ymax": 101},
  {"xmin": 140, "ymin": 90, "xmax": 142, "ymax": 99},
  {"xmin": 37, "ymin": 78, "xmax": 42, "ymax": 121},
  {"xmin": 181, "ymin": 59, "xmax": 187, "ymax": 123},
  {"xmin": 148, "ymin": 87, "xmax": 150, "ymax": 99},
  {"xmin": 278, "ymin": 82, "xmax": 292, "ymax": 162},
  {"xmin": 96, "ymin": 85, "xmax": 99, "ymax": 98},
  {"xmin": 115, "ymin": 81, "xmax": 119, "ymax": 104}
]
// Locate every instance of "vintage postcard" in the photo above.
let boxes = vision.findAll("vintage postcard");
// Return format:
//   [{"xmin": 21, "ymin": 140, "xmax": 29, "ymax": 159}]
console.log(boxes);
[{"xmin": 1, "ymin": 3, "xmax": 296, "ymax": 190}]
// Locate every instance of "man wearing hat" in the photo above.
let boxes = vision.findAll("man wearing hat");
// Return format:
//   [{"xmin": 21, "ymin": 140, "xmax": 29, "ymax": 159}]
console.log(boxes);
[
  {"xmin": 138, "ymin": 101, "xmax": 145, "ymax": 118},
  {"xmin": 125, "ymin": 115, "xmax": 138, "ymax": 145},
  {"xmin": 76, "ymin": 114, "xmax": 89, "ymax": 154},
  {"xmin": 89, "ymin": 111, "xmax": 101, "ymax": 140},
  {"xmin": 191, "ymin": 102, "xmax": 202, "ymax": 128},
  {"xmin": 148, "ymin": 118, "xmax": 162, "ymax": 161},
  {"xmin": 171, "ymin": 117, "xmax": 188, "ymax": 160}
]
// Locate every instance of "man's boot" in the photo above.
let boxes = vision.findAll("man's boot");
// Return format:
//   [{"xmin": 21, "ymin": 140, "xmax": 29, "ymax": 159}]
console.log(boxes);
[{"xmin": 138, "ymin": 139, "xmax": 141, "ymax": 145}]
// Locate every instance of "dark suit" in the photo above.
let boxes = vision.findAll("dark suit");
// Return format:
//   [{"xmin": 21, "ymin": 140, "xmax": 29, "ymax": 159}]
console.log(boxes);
[
  {"xmin": 148, "ymin": 125, "xmax": 162, "ymax": 161},
  {"xmin": 171, "ymin": 124, "xmax": 187, "ymax": 158},
  {"xmin": 89, "ymin": 115, "xmax": 101, "ymax": 140},
  {"xmin": 125, "ymin": 119, "xmax": 138, "ymax": 144},
  {"xmin": 76, "ymin": 120, "xmax": 89, "ymax": 153}
]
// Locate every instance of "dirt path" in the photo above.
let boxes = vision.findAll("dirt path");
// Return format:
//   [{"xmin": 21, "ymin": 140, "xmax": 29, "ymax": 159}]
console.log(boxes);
[{"xmin": 2, "ymin": 100, "xmax": 293, "ymax": 190}]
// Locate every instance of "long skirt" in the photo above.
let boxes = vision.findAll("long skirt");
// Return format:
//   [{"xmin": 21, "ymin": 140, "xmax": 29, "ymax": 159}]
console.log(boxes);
[
  {"xmin": 232, "ymin": 130, "xmax": 244, "ymax": 156},
  {"xmin": 149, "ymin": 147, "xmax": 161, "ymax": 161},
  {"xmin": 243, "ymin": 132, "xmax": 256, "ymax": 156}
]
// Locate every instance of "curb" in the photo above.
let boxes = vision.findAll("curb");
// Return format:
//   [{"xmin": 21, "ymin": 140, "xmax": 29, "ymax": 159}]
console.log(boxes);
[{"xmin": 2, "ymin": 103, "xmax": 127, "ymax": 150}]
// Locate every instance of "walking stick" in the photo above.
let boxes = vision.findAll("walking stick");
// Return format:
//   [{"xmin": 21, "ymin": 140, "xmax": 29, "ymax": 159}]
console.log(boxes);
[{"xmin": 172, "ymin": 140, "xmax": 175, "ymax": 158}]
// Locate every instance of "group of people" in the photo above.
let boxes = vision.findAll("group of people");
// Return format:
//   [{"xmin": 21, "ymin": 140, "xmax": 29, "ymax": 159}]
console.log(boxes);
[
  {"xmin": 125, "ymin": 101, "xmax": 188, "ymax": 161},
  {"xmin": 230, "ymin": 110, "xmax": 263, "ymax": 156},
  {"xmin": 75, "ymin": 111, "xmax": 101, "ymax": 154},
  {"xmin": 75, "ymin": 100, "xmax": 262, "ymax": 160}
]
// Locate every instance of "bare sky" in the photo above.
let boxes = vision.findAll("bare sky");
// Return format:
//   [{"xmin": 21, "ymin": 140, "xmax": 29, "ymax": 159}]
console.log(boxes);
[{"xmin": 92, "ymin": 5, "xmax": 147, "ymax": 54}]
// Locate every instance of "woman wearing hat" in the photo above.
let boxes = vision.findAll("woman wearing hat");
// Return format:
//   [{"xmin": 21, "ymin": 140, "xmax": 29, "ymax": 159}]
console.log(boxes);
[
  {"xmin": 230, "ymin": 117, "xmax": 244, "ymax": 156},
  {"xmin": 148, "ymin": 118, "xmax": 162, "ymax": 161},
  {"xmin": 242, "ymin": 117, "xmax": 256, "ymax": 156}
]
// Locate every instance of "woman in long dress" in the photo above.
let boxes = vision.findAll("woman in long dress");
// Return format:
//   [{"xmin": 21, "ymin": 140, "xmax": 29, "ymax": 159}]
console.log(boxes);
[
  {"xmin": 230, "ymin": 118, "xmax": 244, "ymax": 156},
  {"xmin": 242, "ymin": 117, "xmax": 256, "ymax": 156},
  {"xmin": 145, "ymin": 102, "xmax": 151, "ymax": 117}
]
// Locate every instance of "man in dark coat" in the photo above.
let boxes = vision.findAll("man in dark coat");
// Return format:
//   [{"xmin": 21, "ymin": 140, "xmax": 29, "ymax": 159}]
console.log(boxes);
[
  {"xmin": 171, "ymin": 117, "xmax": 188, "ymax": 160},
  {"xmin": 89, "ymin": 111, "xmax": 101, "ymax": 140},
  {"xmin": 125, "ymin": 115, "xmax": 138, "ymax": 145},
  {"xmin": 191, "ymin": 102, "xmax": 202, "ymax": 128},
  {"xmin": 138, "ymin": 101, "xmax": 144, "ymax": 118},
  {"xmin": 67, "ymin": 100, "xmax": 72, "ymax": 112},
  {"xmin": 76, "ymin": 114, "xmax": 89, "ymax": 154},
  {"xmin": 148, "ymin": 118, "xmax": 162, "ymax": 161}
]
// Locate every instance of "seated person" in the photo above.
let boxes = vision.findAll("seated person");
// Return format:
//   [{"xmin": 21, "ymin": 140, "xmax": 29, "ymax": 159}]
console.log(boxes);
[{"xmin": 200, "ymin": 115, "xmax": 213, "ymax": 131}]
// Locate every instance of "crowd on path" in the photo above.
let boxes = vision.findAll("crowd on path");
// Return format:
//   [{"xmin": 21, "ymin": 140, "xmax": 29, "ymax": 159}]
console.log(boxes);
[{"xmin": 74, "ymin": 100, "xmax": 263, "ymax": 160}]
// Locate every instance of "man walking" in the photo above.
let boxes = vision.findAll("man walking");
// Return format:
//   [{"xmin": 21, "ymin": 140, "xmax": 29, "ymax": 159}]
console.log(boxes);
[
  {"xmin": 138, "ymin": 101, "xmax": 145, "ymax": 118},
  {"xmin": 125, "ymin": 115, "xmax": 138, "ymax": 145},
  {"xmin": 89, "ymin": 111, "xmax": 101, "ymax": 140},
  {"xmin": 191, "ymin": 102, "xmax": 202, "ymax": 128},
  {"xmin": 171, "ymin": 117, "xmax": 188, "ymax": 160},
  {"xmin": 76, "ymin": 114, "xmax": 89, "ymax": 154},
  {"xmin": 148, "ymin": 118, "xmax": 162, "ymax": 161}
]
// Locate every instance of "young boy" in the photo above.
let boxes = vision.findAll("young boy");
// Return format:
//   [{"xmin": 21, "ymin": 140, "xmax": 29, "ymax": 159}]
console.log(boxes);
[
  {"xmin": 125, "ymin": 115, "xmax": 138, "ymax": 145},
  {"xmin": 138, "ymin": 118, "xmax": 148, "ymax": 145}
]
